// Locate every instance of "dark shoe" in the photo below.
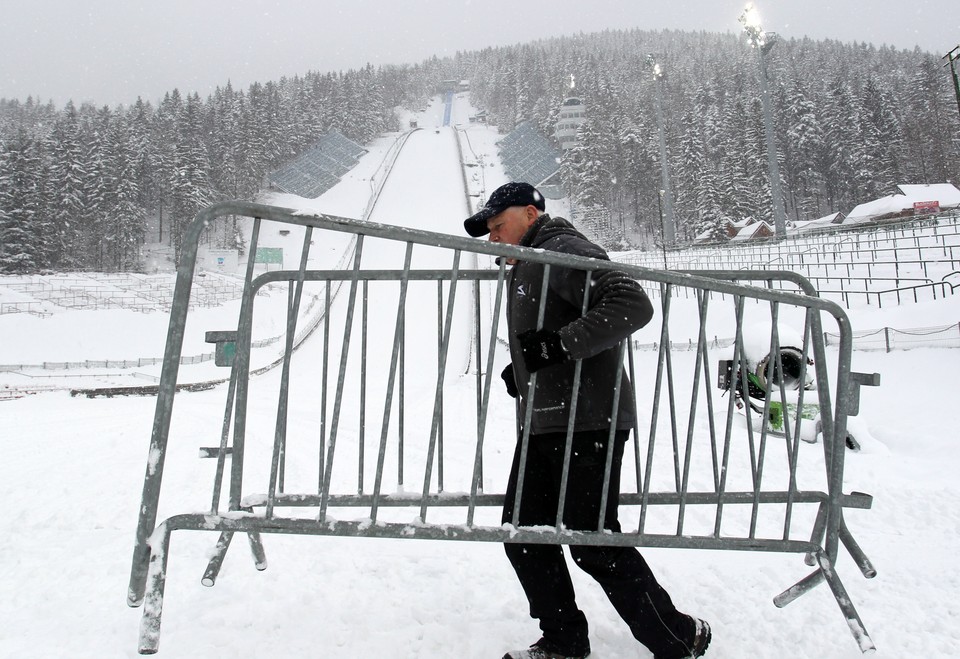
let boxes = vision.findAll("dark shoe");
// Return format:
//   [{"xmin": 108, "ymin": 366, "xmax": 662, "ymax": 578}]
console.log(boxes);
[
  {"xmin": 655, "ymin": 618, "xmax": 711, "ymax": 659},
  {"xmin": 502, "ymin": 638, "xmax": 590, "ymax": 659}
]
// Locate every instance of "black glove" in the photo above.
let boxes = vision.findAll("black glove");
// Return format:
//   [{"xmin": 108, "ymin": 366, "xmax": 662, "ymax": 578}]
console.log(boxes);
[
  {"xmin": 518, "ymin": 329, "xmax": 567, "ymax": 373},
  {"xmin": 500, "ymin": 364, "xmax": 518, "ymax": 398}
]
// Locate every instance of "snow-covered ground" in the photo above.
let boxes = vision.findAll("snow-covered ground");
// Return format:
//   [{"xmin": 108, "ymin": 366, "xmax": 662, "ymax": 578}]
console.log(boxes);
[{"xmin": 2, "ymin": 94, "xmax": 959, "ymax": 659}]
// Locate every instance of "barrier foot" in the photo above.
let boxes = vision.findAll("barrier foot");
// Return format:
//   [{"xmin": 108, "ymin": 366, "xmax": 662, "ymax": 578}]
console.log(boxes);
[
  {"xmin": 128, "ymin": 539, "xmax": 153, "ymax": 607},
  {"xmin": 774, "ymin": 568, "xmax": 824, "ymax": 608},
  {"xmin": 201, "ymin": 531, "xmax": 234, "ymax": 587},
  {"xmin": 138, "ymin": 524, "xmax": 172, "ymax": 655},
  {"xmin": 815, "ymin": 550, "xmax": 876, "ymax": 653},
  {"xmin": 248, "ymin": 531, "xmax": 268, "ymax": 571},
  {"xmin": 804, "ymin": 503, "xmax": 827, "ymax": 567},
  {"xmin": 128, "ymin": 563, "xmax": 148, "ymax": 608},
  {"xmin": 840, "ymin": 517, "xmax": 877, "ymax": 579}
]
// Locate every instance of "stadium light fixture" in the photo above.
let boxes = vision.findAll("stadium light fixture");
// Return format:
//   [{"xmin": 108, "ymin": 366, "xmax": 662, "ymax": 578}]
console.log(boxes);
[{"xmin": 739, "ymin": 4, "xmax": 764, "ymax": 45}]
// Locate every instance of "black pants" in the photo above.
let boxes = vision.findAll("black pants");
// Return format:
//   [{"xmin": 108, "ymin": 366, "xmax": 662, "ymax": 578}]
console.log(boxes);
[{"xmin": 502, "ymin": 429, "xmax": 694, "ymax": 657}]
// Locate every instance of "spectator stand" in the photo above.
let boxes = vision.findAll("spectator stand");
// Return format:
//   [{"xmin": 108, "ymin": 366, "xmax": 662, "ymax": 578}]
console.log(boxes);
[
  {"xmin": 0, "ymin": 272, "xmax": 255, "ymax": 314},
  {"xmin": 497, "ymin": 121, "xmax": 563, "ymax": 200},
  {"xmin": 266, "ymin": 129, "xmax": 368, "ymax": 199},
  {"xmin": 616, "ymin": 213, "xmax": 960, "ymax": 309}
]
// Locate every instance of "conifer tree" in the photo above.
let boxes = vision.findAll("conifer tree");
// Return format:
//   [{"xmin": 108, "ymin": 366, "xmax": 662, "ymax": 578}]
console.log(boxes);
[
  {"xmin": 46, "ymin": 101, "xmax": 87, "ymax": 268},
  {"xmin": 0, "ymin": 127, "xmax": 46, "ymax": 272},
  {"xmin": 169, "ymin": 93, "xmax": 215, "ymax": 264},
  {"xmin": 103, "ymin": 112, "xmax": 145, "ymax": 270},
  {"xmin": 782, "ymin": 79, "xmax": 826, "ymax": 220}
]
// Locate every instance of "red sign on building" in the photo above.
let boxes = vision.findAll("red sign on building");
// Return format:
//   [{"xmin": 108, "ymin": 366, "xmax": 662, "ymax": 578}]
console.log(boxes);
[{"xmin": 914, "ymin": 200, "xmax": 940, "ymax": 213}]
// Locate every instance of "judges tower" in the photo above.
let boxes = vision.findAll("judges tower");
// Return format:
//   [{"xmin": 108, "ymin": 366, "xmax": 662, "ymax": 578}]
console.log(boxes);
[{"xmin": 554, "ymin": 75, "xmax": 586, "ymax": 151}]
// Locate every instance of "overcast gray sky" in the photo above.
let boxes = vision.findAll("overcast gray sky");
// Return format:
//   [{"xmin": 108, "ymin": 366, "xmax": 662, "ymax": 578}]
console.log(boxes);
[{"xmin": 2, "ymin": 0, "xmax": 957, "ymax": 107}]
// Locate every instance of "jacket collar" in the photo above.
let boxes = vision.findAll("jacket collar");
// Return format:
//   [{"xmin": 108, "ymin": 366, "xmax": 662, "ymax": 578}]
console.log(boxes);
[{"xmin": 520, "ymin": 214, "xmax": 586, "ymax": 248}]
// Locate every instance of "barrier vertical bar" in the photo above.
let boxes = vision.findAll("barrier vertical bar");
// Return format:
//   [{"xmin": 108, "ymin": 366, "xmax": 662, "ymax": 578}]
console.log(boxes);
[
  {"xmin": 555, "ymin": 271, "xmax": 593, "ymax": 531},
  {"xmin": 399, "ymin": 296, "xmax": 406, "ymax": 487},
  {"xmin": 809, "ymin": 301, "xmax": 853, "ymax": 564},
  {"xmin": 696, "ymin": 296, "xmax": 721, "ymax": 493},
  {"xmin": 128, "ymin": 205, "xmax": 223, "ymax": 607},
  {"xmin": 473, "ymin": 278, "xmax": 483, "ymax": 488},
  {"xmin": 267, "ymin": 227, "xmax": 313, "ymax": 516},
  {"xmin": 639, "ymin": 282, "xmax": 673, "ymax": 533},
  {"xmin": 199, "ymin": 217, "xmax": 265, "ymax": 586},
  {"xmin": 371, "ymin": 243, "xmax": 414, "ymax": 523},
  {"xmin": 782, "ymin": 309, "xmax": 814, "ymax": 539},
  {"xmin": 318, "ymin": 280, "xmax": 330, "ymax": 493},
  {"xmin": 210, "ymin": 217, "xmax": 261, "ymax": 515},
  {"xmin": 359, "ymin": 280, "xmax": 368, "ymax": 494},
  {"xmin": 437, "ymin": 280, "xmax": 445, "ymax": 492},
  {"xmin": 319, "ymin": 236, "xmax": 365, "ymax": 524},
  {"xmin": 467, "ymin": 260, "xmax": 508, "ymax": 525},
  {"xmin": 713, "ymin": 295, "xmax": 746, "ymax": 537},
  {"xmin": 596, "ymin": 340, "xmax": 627, "ymax": 532},
  {"xmin": 626, "ymin": 341, "xmax": 644, "ymax": 495},
  {"xmin": 677, "ymin": 291, "xmax": 711, "ymax": 533},
  {"xmin": 420, "ymin": 250, "xmax": 462, "ymax": 522},
  {"xmin": 510, "ymin": 263, "xmax": 552, "ymax": 527}
]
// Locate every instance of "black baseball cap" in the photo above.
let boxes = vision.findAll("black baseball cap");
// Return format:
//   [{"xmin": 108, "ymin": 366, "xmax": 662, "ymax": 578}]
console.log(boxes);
[{"xmin": 463, "ymin": 182, "xmax": 546, "ymax": 237}]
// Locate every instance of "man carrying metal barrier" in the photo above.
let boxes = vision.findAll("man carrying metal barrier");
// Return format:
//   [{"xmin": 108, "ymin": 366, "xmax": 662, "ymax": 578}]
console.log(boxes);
[{"xmin": 464, "ymin": 182, "xmax": 711, "ymax": 659}]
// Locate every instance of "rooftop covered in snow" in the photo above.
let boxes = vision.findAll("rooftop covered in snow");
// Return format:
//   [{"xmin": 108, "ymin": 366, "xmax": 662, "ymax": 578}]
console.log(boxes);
[{"xmin": 845, "ymin": 183, "xmax": 960, "ymax": 223}]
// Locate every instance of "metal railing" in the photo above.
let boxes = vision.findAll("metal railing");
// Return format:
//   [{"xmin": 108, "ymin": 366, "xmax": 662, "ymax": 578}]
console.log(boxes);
[
  {"xmin": 127, "ymin": 201, "xmax": 877, "ymax": 654},
  {"xmin": 825, "ymin": 321, "xmax": 960, "ymax": 351},
  {"xmin": 0, "ymin": 272, "xmax": 249, "ymax": 313},
  {"xmin": 0, "ymin": 300, "xmax": 49, "ymax": 315},
  {"xmin": 616, "ymin": 212, "xmax": 960, "ymax": 308}
]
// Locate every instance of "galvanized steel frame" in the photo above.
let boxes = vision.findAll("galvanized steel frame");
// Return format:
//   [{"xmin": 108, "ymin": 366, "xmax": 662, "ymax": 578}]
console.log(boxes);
[{"xmin": 128, "ymin": 201, "xmax": 876, "ymax": 654}]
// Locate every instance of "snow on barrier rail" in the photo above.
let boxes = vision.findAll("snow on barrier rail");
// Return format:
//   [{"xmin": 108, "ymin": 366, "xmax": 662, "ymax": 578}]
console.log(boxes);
[{"xmin": 127, "ymin": 201, "xmax": 879, "ymax": 654}]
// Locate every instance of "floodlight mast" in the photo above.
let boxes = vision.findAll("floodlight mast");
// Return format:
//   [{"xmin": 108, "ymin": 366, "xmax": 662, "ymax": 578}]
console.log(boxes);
[
  {"xmin": 943, "ymin": 46, "xmax": 960, "ymax": 120},
  {"xmin": 647, "ymin": 54, "xmax": 677, "ymax": 249},
  {"xmin": 740, "ymin": 3, "xmax": 787, "ymax": 239}
]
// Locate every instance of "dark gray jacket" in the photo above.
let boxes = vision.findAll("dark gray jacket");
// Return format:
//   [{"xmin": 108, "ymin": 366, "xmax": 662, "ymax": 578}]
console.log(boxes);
[{"xmin": 506, "ymin": 214, "xmax": 654, "ymax": 435}]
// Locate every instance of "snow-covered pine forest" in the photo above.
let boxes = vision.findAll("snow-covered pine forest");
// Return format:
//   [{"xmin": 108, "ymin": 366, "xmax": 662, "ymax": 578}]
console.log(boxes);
[
  {"xmin": 466, "ymin": 30, "xmax": 960, "ymax": 243},
  {"xmin": 1, "ymin": 28, "xmax": 958, "ymax": 273}
]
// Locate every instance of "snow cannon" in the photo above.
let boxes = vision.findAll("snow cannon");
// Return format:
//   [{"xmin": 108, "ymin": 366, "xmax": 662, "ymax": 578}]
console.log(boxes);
[
  {"xmin": 717, "ymin": 322, "xmax": 825, "ymax": 446},
  {"xmin": 717, "ymin": 322, "xmax": 881, "ymax": 450}
]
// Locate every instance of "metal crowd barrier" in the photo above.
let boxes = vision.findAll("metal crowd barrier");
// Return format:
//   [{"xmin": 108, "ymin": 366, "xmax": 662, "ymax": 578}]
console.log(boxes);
[{"xmin": 127, "ymin": 201, "xmax": 877, "ymax": 654}]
